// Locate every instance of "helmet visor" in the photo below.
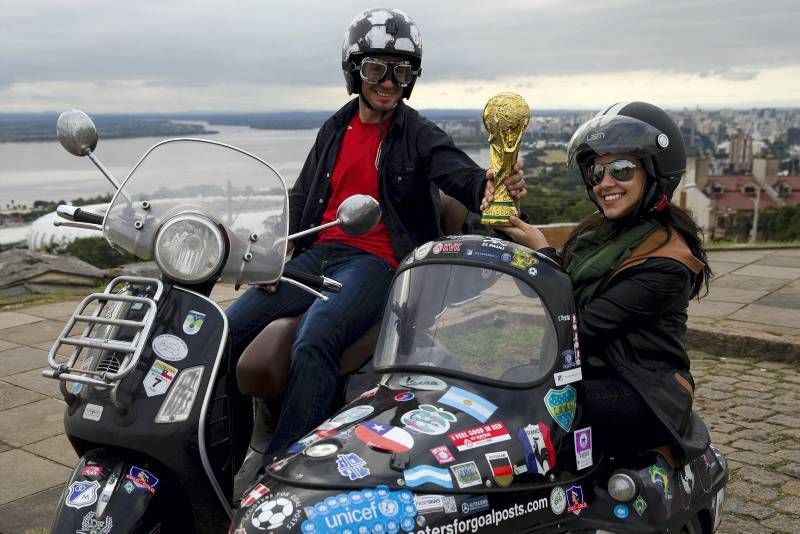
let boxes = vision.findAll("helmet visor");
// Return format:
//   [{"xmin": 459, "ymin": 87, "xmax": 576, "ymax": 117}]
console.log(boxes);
[
  {"xmin": 567, "ymin": 114, "xmax": 668, "ymax": 171},
  {"xmin": 359, "ymin": 57, "xmax": 416, "ymax": 87}
]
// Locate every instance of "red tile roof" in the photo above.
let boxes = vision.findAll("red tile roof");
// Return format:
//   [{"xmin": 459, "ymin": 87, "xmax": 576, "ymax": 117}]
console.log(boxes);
[
  {"xmin": 706, "ymin": 174, "xmax": 800, "ymax": 212},
  {"xmin": 711, "ymin": 192, "xmax": 779, "ymax": 212}
]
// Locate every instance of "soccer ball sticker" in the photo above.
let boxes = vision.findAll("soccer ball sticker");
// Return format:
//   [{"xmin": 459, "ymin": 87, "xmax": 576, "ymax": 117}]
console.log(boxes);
[{"xmin": 250, "ymin": 492, "xmax": 302, "ymax": 531}]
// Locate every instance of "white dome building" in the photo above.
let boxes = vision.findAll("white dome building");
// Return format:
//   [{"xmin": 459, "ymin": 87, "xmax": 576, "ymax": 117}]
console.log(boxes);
[{"xmin": 27, "ymin": 204, "xmax": 109, "ymax": 251}]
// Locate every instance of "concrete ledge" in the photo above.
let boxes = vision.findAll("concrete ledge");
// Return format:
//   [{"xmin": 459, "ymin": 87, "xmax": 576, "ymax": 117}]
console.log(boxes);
[{"xmin": 687, "ymin": 323, "xmax": 800, "ymax": 361}]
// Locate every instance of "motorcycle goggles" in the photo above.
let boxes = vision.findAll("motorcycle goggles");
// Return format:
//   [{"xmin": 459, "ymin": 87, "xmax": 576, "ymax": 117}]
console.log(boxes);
[
  {"xmin": 586, "ymin": 159, "xmax": 640, "ymax": 187},
  {"xmin": 358, "ymin": 57, "xmax": 418, "ymax": 87}
]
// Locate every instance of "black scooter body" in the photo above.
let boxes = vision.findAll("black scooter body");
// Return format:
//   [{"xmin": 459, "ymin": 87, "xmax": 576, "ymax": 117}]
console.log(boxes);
[
  {"xmin": 230, "ymin": 236, "xmax": 728, "ymax": 533},
  {"xmin": 51, "ymin": 283, "xmax": 249, "ymax": 533}
]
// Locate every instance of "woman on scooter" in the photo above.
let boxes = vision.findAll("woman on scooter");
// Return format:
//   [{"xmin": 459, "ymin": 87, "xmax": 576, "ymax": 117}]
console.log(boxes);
[{"xmin": 501, "ymin": 101, "xmax": 713, "ymax": 463}]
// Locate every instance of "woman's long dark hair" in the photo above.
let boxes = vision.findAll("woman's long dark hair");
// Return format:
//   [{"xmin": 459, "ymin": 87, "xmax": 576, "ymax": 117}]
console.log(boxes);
[{"xmin": 561, "ymin": 202, "xmax": 712, "ymax": 299}]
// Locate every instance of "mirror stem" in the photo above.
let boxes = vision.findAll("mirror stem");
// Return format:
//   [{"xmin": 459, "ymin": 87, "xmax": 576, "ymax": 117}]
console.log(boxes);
[
  {"xmin": 286, "ymin": 218, "xmax": 341, "ymax": 241},
  {"xmin": 87, "ymin": 152, "xmax": 122, "ymax": 190}
]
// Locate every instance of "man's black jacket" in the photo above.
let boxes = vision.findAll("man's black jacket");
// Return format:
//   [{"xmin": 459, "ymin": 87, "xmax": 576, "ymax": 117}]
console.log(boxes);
[{"xmin": 289, "ymin": 98, "xmax": 487, "ymax": 260}]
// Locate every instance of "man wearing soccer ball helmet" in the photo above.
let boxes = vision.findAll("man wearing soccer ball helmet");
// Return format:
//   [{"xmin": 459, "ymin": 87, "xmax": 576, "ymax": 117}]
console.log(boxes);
[{"xmin": 226, "ymin": 7, "xmax": 527, "ymax": 459}]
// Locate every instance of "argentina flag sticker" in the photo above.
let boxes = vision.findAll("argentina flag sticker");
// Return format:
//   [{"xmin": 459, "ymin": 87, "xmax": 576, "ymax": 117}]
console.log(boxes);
[{"xmin": 544, "ymin": 385, "xmax": 577, "ymax": 431}]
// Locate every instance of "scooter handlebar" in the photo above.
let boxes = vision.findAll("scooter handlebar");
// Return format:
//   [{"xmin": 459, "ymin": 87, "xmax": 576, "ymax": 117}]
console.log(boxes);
[
  {"xmin": 283, "ymin": 268, "xmax": 342, "ymax": 293},
  {"xmin": 56, "ymin": 205, "xmax": 104, "ymax": 225}
]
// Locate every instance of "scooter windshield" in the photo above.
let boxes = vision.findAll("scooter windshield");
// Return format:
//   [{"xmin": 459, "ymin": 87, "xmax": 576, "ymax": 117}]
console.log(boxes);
[
  {"xmin": 103, "ymin": 139, "xmax": 289, "ymax": 285},
  {"xmin": 373, "ymin": 263, "xmax": 558, "ymax": 386}
]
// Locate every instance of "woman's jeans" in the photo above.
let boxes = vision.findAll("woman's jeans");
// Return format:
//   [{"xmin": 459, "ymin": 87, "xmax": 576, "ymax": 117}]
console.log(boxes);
[{"xmin": 225, "ymin": 243, "xmax": 394, "ymax": 456}]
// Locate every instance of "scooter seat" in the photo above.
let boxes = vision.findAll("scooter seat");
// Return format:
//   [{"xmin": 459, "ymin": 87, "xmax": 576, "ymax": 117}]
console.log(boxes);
[
  {"xmin": 235, "ymin": 192, "xmax": 469, "ymax": 400},
  {"xmin": 236, "ymin": 317, "xmax": 380, "ymax": 399}
]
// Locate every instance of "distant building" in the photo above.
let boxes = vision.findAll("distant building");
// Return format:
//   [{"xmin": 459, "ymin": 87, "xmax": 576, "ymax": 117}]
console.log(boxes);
[
  {"xmin": 27, "ymin": 204, "xmax": 108, "ymax": 251},
  {"xmin": 787, "ymin": 127, "xmax": 800, "ymax": 147},
  {"xmin": 729, "ymin": 129, "xmax": 753, "ymax": 173},
  {"xmin": 681, "ymin": 157, "xmax": 797, "ymax": 239}
]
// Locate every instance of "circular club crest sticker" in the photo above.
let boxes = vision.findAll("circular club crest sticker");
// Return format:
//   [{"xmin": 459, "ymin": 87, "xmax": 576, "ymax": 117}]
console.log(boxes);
[
  {"xmin": 550, "ymin": 486, "xmax": 567, "ymax": 515},
  {"xmin": 151, "ymin": 334, "xmax": 188, "ymax": 362}
]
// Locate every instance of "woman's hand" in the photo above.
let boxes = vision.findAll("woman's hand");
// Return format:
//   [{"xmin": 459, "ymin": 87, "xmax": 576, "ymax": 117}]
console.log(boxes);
[
  {"xmin": 498, "ymin": 215, "xmax": 550, "ymax": 250},
  {"xmin": 481, "ymin": 160, "xmax": 526, "ymax": 211}
]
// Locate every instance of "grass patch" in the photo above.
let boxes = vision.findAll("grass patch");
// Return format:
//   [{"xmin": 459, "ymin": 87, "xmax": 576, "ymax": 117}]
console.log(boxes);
[{"xmin": 539, "ymin": 149, "xmax": 567, "ymax": 165}]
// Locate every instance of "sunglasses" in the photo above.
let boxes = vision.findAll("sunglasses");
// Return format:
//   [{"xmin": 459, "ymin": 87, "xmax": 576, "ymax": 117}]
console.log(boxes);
[
  {"xmin": 358, "ymin": 57, "xmax": 418, "ymax": 87},
  {"xmin": 586, "ymin": 159, "xmax": 640, "ymax": 187}
]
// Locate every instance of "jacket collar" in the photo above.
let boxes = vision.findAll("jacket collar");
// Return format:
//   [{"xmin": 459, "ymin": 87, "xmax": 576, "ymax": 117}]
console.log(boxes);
[{"xmin": 331, "ymin": 97, "xmax": 407, "ymax": 131}]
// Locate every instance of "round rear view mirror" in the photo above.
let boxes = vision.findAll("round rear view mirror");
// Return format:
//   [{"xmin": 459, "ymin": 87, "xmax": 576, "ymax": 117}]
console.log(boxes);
[
  {"xmin": 337, "ymin": 195, "xmax": 381, "ymax": 235},
  {"xmin": 57, "ymin": 109, "xmax": 98, "ymax": 157}
]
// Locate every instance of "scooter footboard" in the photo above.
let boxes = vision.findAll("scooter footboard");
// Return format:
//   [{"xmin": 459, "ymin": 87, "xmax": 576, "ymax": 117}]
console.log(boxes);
[{"xmin": 50, "ymin": 449, "xmax": 168, "ymax": 534}]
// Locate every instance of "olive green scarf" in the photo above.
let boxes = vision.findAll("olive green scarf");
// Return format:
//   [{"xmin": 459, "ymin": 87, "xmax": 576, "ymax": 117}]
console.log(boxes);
[{"xmin": 566, "ymin": 219, "xmax": 660, "ymax": 309}]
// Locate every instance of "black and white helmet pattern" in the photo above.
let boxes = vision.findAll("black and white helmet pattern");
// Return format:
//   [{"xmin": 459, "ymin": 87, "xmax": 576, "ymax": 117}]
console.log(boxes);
[{"xmin": 341, "ymin": 8, "xmax": 423, "ymax": 98}]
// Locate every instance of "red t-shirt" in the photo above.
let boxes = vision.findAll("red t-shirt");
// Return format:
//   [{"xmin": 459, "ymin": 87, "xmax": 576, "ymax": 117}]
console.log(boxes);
[{"xmin": 316, "ymin": 114, "xmax": 398, "ymax": 268}]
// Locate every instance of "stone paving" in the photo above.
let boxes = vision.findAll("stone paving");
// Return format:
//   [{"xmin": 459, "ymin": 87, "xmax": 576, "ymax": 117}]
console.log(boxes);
[{"xmin": 0, "ymin": 248, "xmax": 798, "ymax": 533}]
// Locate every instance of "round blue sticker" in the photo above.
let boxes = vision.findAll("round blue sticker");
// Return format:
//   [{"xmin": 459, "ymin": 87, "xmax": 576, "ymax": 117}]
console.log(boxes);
[{"xmin": 613, "ymin": 504, "xmax": 630, "ymax": 519}]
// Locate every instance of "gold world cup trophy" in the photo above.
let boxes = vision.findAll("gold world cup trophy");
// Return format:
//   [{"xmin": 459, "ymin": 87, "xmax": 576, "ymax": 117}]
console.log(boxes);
[{"xmin": 480, "ymin": 93, "xmax": 531, "ymax": 226}]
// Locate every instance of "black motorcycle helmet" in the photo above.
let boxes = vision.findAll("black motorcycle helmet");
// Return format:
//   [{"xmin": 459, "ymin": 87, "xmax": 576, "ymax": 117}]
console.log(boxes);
[
  {"xmin": 341, "ymin": 8, "xmax": 423, "ymax": 99},
  {"xmin": 567, "ymin": 101, "xmax": 686, "ymax": 214}
]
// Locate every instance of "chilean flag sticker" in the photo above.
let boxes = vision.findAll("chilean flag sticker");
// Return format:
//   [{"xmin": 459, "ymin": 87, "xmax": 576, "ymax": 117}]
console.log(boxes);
[{"xmin": 355, "ymin": 420, "xmax": 415, "ymax": 453}]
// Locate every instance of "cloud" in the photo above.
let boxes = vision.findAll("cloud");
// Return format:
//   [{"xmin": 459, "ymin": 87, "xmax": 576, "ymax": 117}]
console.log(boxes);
[
  {"xmin": 698, "ymin": 69, "xmax": 760, "ymax": 82},
  {"xmin": 1, "ymin": 0, "xmax": 798, "ymax": 110}
]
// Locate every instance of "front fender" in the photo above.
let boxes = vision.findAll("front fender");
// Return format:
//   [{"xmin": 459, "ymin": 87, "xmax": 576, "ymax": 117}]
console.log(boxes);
[{"xmin": 50, "ymin": 449, "xmax": 165, "ymax": 534}]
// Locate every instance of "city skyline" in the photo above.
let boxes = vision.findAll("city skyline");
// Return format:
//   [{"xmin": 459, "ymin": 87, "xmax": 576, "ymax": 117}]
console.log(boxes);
[{"xmin": 2, "ymin": 0, "xmax": 799, "ymax": 113}]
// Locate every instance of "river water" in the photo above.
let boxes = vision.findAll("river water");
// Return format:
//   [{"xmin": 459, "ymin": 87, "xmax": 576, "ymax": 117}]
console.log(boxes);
[{"xmin": 0, "ymin": 123, "xmax": 489, "ymax": 206}]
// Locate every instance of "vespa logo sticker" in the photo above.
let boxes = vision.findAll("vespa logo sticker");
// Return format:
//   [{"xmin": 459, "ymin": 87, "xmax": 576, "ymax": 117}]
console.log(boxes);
[
  {"xmin": 151, "ymin": 334, "xmax": 188, "ymax": 362},
  {"xmin": 65, "ymin": 480, "xmax": 101, "ymax": 509},
  {"xmin": 544, "ymin": 386, "xmax": 576, "ymax": 431},
  {"xmin": 182, "ymin": 310, "xmax": 206, "ymax": 335}
]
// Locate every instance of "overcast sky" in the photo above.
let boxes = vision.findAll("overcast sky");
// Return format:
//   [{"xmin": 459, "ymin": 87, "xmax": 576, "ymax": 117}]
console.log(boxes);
[{"xmin": 2, "ymin": 0, "xmax": 798, "ymax": 113}]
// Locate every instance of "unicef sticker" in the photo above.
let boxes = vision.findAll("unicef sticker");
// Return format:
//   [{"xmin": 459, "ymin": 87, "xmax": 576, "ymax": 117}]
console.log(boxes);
[
  {"xmin": 152, "ymin": 334, "xmax": 188, "ymax": 362},
  {"xmin": 301, "ymin": 486, "xmax": 416, "ymax": 533}
]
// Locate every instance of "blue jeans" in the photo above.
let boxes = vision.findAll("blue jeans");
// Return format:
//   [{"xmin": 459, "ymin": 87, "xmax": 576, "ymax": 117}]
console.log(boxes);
[{"xmin": 225, "ymin": 243, "xmax": 394, "ymax": 456}]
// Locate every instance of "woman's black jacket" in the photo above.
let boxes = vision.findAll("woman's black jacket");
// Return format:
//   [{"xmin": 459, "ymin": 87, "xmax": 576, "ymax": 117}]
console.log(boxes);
[{"xmin": 541, "ymin": 245, "xmax": 711, "ymax": 460}]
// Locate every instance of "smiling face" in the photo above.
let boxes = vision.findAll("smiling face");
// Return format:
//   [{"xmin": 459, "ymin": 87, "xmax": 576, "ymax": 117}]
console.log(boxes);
[
  {"xmin": 591, "ymin": 153, "xmax": 647, "ymax": 219},
  {"xmin": 358, "ymin": 55, "xmax": 406, "ymax": 122}
]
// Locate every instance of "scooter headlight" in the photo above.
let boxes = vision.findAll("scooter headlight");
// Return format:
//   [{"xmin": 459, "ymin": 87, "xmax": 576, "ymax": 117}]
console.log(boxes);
[
  {"xmin": 608, "ymin": 472, "xmax": 638, "ymax": 502},
  {"xmin": 153, "ymin": 214, "xmax": 225, "ymax": 284},
  {"xmin": 155, "ymin": 366, "xmax": 204, "ymax": 423}
]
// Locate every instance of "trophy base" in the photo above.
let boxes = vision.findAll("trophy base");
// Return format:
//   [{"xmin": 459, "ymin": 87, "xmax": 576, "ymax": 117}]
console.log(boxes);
[{"xmin": 480, "ymin": 201, "xmax": 517, "ymax": 227}]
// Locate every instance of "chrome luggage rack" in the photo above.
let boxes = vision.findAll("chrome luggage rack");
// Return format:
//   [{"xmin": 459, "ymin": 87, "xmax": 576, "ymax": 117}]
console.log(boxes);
[{"xmin": 42, "ymin": 276, "xmax": 163, "ymax": 407}]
